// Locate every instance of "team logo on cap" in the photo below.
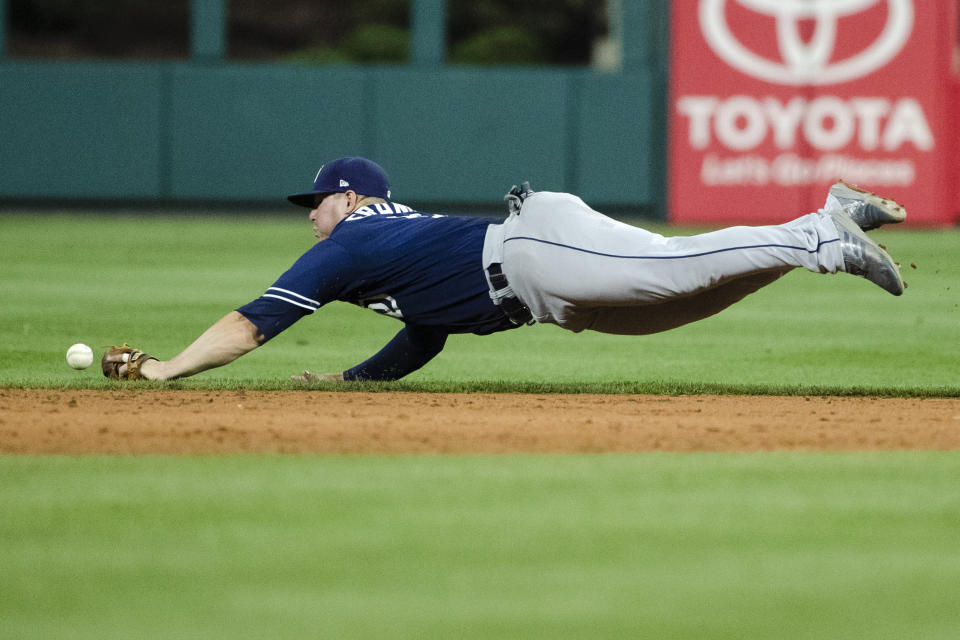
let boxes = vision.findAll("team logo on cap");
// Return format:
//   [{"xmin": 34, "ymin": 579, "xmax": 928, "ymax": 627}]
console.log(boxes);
[{"xmin": 699, "ymin": 0, "xmax": 914, "ymax": 85}]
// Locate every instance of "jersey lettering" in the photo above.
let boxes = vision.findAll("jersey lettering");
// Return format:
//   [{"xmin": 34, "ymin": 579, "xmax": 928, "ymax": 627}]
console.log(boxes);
[
  {"xmin": 346, "ymin": 202, "xmax": 439, "ymax": 223},
  {"xmin": 373, "ymin": 202, "xmax": 402, "ymax": 215}
]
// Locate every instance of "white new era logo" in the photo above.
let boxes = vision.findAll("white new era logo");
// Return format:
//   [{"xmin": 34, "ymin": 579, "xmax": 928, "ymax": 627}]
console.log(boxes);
[{"xmin": 339, "ymin": 179, "xmax": 349, "ymax": 187}]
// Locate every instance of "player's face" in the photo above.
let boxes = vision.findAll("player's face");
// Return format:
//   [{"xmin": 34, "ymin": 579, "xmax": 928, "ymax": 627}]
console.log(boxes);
[{"xmin": 309, "ymin": 192, "xmax": 353, "ymax": 240}]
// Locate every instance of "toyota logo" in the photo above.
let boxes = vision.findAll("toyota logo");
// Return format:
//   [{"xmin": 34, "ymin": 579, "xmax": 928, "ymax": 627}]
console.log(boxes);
[{"xmin": 699, "ymin": 0, "xmax": 914, "ymax": 85}]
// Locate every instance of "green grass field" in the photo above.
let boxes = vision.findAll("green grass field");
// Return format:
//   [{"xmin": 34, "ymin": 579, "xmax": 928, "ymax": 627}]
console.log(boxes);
[
  {"xmin": 3, "ymin": 453, "xmax": 960, "ymax": 639},
  {"xmin": 2, "ymin": 211, "xmax": 959, "ymax": 638},
  {"xmin": 1, "ymin": 212, "xmax": 957, "ymax": 393}
]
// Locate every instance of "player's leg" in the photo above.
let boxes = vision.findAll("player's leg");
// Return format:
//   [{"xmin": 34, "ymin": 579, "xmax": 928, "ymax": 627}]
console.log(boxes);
[
  {"xmin": 582, "ymin": 269, "xmax": 789, "ymax": 335},
  {"xmin": 501, "ymin": 191, "xmax": 901, "ymax": 334},
  {"xmin": 501, "ymin": 192, "xmax": 842, "ymax": 329}
]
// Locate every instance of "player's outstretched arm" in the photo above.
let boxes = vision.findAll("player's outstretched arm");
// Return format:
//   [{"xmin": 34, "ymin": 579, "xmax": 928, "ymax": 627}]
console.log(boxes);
[
  {"xmin": 137, "ymin": 311, "xmax": 263, "ymax": 381},
  {"xmin": 292, "ymin": 325, "xmax": 448, "ymax": 384}
]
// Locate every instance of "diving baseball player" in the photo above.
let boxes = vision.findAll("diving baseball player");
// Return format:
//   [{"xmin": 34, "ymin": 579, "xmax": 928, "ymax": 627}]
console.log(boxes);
[{"xmin": 102, "ymin": 156, "xmax": 906, "ymax": 382}]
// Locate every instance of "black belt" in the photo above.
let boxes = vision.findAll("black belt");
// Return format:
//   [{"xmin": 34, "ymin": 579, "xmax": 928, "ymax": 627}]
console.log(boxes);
[{"xmin": 486, "ymin": 263, "xmax": 533, "ymax": 326}]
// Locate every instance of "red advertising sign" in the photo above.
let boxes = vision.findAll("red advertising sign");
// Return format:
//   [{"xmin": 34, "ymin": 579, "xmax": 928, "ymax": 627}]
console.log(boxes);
[{"xmin": 669, "ymin": 0, "xmax": 957, "ymax": 225}]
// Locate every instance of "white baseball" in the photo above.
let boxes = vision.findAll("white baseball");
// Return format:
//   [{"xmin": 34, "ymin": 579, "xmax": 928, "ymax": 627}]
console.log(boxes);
[{"xmin": 66, "ymin": 343, "xmax": 95, "ymax": 370}]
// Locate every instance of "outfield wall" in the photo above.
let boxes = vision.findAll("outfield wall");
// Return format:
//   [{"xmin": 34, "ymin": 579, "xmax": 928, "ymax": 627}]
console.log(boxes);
[{"xmin": 0, "ymin": 62, "xmax": 667, "ymax": 214}]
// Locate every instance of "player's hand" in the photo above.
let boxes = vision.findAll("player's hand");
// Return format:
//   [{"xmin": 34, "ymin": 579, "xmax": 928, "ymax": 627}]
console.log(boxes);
[
  {"xmin": 101, "ymin": 344, "xmax": 159, "ymax": 380},
  {"xmin": 291, "ymin": 370, "xmax": 345, "ymax": 383}
]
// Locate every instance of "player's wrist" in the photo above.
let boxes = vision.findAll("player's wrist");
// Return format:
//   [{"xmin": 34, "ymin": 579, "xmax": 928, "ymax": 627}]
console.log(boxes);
[{"xmin": 139, "ymin": 358, "xmax": 166, "ymax": 380}]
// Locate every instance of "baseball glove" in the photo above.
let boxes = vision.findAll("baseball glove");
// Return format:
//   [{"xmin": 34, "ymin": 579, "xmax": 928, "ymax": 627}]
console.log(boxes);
[{"xmin": 101, "ymin": 343, "xmax": 158, "ymax": 380}]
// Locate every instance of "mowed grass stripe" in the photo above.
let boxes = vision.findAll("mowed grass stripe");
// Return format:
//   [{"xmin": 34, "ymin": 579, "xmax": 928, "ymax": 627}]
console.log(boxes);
[
  {"xmin": 2, "ymin": 452, "xmax": 959, "ymax": 639},
  {"xmin": 1, "ymin": 213, "xmax": 957, "ymax": 394}
]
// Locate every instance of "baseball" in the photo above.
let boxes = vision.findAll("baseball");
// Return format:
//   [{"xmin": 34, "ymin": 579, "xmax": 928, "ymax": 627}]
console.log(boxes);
[{"xmin": 66, "ymin": 343, "xmax": 95, "ymax": 370}]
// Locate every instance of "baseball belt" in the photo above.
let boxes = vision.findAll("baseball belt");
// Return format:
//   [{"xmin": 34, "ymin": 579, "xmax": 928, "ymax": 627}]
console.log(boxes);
[{"xmin": 486, "ymin": 263, "xmax": 534, "ymax": 326}]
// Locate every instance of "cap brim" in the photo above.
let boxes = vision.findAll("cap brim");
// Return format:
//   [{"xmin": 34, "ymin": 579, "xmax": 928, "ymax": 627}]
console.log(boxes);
[{"xmin": 287, "ymin": 191, "xmax": 328, "ymax": 208}]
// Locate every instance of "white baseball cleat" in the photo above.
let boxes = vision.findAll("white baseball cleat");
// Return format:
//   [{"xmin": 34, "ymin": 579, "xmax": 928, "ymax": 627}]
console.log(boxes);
[
  {"xmin": 828, "ymin": 181, "xmax": 907, "ymax": 231},
  {"xmin": 504, "ymin": 181, "xmax": 535, "ymax": 216},
  {"xmin": 830, "ymin": 210, "xmax": 904, "ymax": 296}
]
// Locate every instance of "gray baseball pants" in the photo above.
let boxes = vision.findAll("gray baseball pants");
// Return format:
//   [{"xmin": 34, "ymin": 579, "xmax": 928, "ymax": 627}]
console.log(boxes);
[{"xmin": 482, "ymin": 191, "xmax": 844, "ymax": 335}]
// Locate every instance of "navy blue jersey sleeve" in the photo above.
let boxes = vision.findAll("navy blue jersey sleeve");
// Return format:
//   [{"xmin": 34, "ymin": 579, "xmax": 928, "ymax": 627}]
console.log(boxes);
[
  {"xmin": 343, "ymin": 325, "xmax": 448, "ymax": 381},
  {"xmin": 237, "ymin": 240, "xmax": 357, "ymax": 342}
]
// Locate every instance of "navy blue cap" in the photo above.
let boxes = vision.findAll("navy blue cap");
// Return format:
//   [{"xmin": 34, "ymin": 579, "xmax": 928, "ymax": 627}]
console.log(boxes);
[{"xmin": 287, "ymin": 157, "xmax": 391, "ymax": 207}]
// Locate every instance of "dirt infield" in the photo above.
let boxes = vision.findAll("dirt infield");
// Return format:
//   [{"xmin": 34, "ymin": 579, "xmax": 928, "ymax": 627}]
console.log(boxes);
[{"xmin": 1, "ymin": 389, "xmax": 958, "ymax": 454}]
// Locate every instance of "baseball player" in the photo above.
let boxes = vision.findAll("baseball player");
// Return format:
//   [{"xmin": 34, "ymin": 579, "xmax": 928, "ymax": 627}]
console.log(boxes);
[{"xmin": 102, "ymin": 156, "xmax": 906, "ymax": 382}]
